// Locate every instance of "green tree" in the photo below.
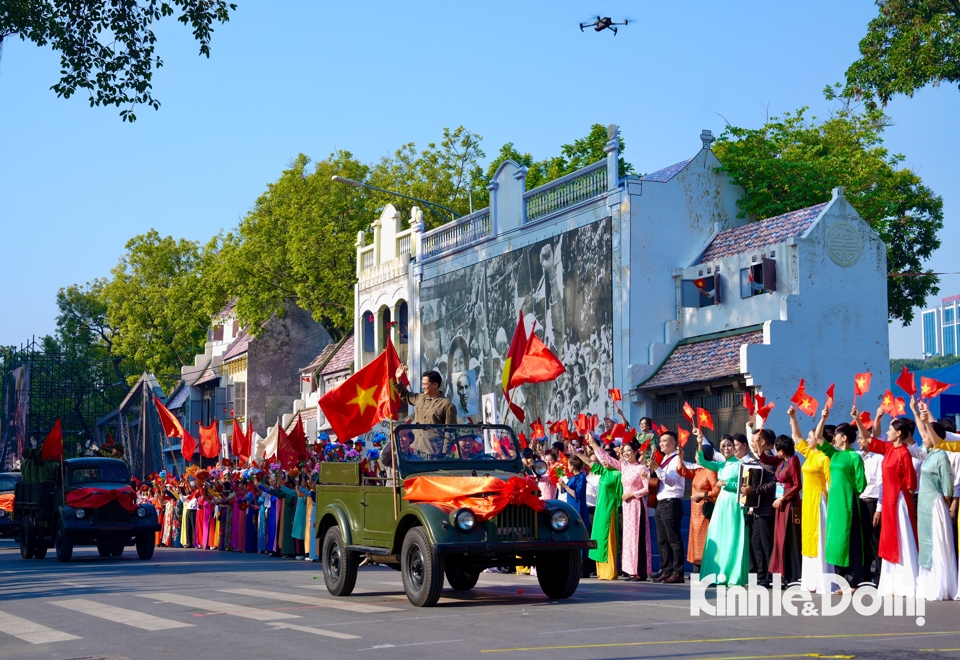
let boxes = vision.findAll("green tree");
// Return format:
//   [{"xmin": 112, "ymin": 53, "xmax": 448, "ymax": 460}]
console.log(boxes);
[
  {"xmin": 845, "ymin": 0, "xmax": 960, "ymax": 105},
  {"xmin": 0, "ymin": 0, "xmax": 236, "ymax": 121},
  {"xmin": 712, "ymin": 98, "xmax": 942, "ymax": 325},
  {"xmin": 103, "ymin": 230, "xmax": 215, "ymax": 383},
  {"xmin": 214, "ymin": 151, "xmax": 373, "ymax": 340},
  {"xmin": 891, "ymin": 354, "xmax": 960, "ymax": 373}
]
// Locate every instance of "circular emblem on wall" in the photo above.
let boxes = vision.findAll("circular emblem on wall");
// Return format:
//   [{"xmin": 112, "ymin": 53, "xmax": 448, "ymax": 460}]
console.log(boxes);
[{"xmin": 825, "ymin": 220, "xmax": 863, "ymax": 267}]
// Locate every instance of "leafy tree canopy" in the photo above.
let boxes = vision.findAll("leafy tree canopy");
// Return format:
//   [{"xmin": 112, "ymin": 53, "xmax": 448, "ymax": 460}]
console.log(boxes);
[
  {"xmin": 0, "ymin": 0, "xmax": 236, "ymax": 121},
  {"xmin": 712, "ymin": 95, "xmax": 942, "ymax": 325},
  {"xmin": 891, "ymin": 354, "xmax": 960, "ymax": 373},
  {"xmin": 845, "ymin": 0, "xmax": 960, "ymax": 105}
]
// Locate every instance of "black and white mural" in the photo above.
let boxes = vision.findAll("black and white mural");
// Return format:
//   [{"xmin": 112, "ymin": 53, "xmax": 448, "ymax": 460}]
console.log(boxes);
[{"xmin": 420, "ymin": 217, "xmax": 614, "ymax": 426}]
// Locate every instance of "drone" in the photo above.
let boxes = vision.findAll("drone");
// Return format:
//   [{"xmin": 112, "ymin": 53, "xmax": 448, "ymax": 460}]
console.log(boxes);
[{"xmin": 580, "ymin": 16, "xmax": 629, "ymax": 35}]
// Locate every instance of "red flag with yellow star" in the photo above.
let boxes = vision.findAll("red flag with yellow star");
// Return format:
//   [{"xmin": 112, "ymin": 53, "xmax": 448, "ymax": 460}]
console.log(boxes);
[
  {"xmin": 796, "ymin": 392, "xmax": 819, "ymax": 417},
  {"xmin": 880, "ymin": 390, "xmax": 897, "ymax": 416},
  {"xmin": 319, "ymin": 341, "xmax": 399, "ymax": 441},
  {"xmin": 854, "ymin": 372, "xmax": 872, "ymax": 397},
  {"xmin": 920, "ymin": 376, "xmax": 952, "ymax": 400},
  {"xmin": 696, "ymin": 407, "xmax": 714, "ymax": 431}
]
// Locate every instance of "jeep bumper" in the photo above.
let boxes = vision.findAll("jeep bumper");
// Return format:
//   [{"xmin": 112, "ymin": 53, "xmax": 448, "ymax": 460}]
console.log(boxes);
[{"xmin": 434, "ymin": 540, "xmax": 596, "ymax": 554}]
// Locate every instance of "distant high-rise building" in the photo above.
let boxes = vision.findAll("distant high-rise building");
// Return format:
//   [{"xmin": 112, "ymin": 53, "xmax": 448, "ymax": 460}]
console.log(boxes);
[{"xmin": 921, "ymin": 294, "xmax": 960, "ymax": 358}]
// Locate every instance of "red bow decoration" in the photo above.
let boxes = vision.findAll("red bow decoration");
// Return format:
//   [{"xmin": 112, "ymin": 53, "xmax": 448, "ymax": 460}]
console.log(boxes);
[{"xmin": 65, "ymin": 486, "xmax": 138, "ymax": 512}]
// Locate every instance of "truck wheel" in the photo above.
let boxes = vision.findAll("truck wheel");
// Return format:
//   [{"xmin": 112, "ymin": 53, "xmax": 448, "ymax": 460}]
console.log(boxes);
[
  {"xmin": 401, "ymin": 527, "xmax": 444, "ymax": 607},
  {"xmin": 444, "ymin": 567, "xmax": 480, "ymax": 591},
  {"xmin": 55, "ymin": 520, "xmax": 73, "ymax": 563},
  {"xmin": 33, "ymin": 541, "xmax": 48, "ymax": 559},
  {"xmin": 536, "ymin": 550, "xmax": 582, "ymax": 600},
  {"xmin": 97, "ymin": 544, "xmax": 111, "ymax": 557},
  {"xmin": 322, "ymin": 526, "xmax": 358, "ymax": 597},
  {"xmin": 19, "ymin": 518, "xmax": 36, "ymax": 559},
  {"xmin": 110, "ymin": 543, "xmax": 124, "ymax": 557},
  {"xmin": 136, "ymin": 535, "xmax": 155, "ymax": 560}
]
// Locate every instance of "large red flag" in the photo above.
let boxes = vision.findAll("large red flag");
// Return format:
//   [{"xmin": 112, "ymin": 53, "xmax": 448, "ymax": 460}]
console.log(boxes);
[
  {"xmin": 41, "ymin": 418, "xmax": 63, "ymax": 461},
  {"xmin": 319, "ymin": 342, "xmax": 399, "ymax": 442},
  {"xmin": 921, "ymin": 377, "xmax": 952, "ymax": 400},
  {"xmin": 896, "ymin": 366, "xmax": 917, "ymax": 397},
  {"xmin": 288, "ymin": 416, "xmax": 309, "ymax": 461},
  {"xmin": 154, "ymin": 397, "xmax": 187, "ymax": 439},
  {"xmin": 854, "ymin": 372, "xmax": 872, "ymax": 397},
  {"xmin": 510, "ymin": 332, "xmax": 565, "ymax": 387},
  {"xmin": 231, "ymin": 419, "xmax": 245, "ymax": 459},
  {"xmin": 199, "ymin": 422, "xmax": 221, "ymax": 459},
  {"xmin": 277, "ymin": 424, "xmax": 297, "ymax": 469},
  {"xmin": 182, "ymin": 431, "xmax": 197, "ymax": 462},
  {"xmin": 501, "ymin": 312, "xmax": 529, "ymax": 422}
]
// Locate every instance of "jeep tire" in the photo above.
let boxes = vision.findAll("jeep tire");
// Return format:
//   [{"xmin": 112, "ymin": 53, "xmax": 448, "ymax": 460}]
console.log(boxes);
[
  {"xmin": 401, "ymin": 527, "xmax": 444, "ymax": 607},
  {"xmin": 19, "ymin": 518, "xmax": 36, "ymax": 559},
  {"xmin": 97, "ymin": 544, "xmax": 111, "ymax": 557},
  {"xmin": 322, "ymin": 526, "xmax": 358, "ymax": 597},
  {"xmin": 136, "ymin": 535, "xmax": 155, "ymax": 560},
  {"xmin": 536, "ymin": 550, "xmax": 581, "ymax": 600},
  {"xmin": 55, "ymin": 519, "xmax": 73, "ymax": 563},
  {"xmin": 444, "ymin": 566, "xmax": 480, "ymax": 591}
]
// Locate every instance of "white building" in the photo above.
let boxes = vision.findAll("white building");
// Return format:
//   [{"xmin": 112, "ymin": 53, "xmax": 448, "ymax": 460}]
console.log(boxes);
[
  {"xmin": 353, "ymin": 126, "xmax": 889, "ymax": 442},
  {"xmin": 921, "ymin": 294, "xmax": 960, "ymax": 358}
]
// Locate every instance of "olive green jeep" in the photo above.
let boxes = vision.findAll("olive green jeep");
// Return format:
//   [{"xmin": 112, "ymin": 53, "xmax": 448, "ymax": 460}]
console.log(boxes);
[{"xmin": 315, "ymin": 424, "xmax": 595, "ymax": 607}]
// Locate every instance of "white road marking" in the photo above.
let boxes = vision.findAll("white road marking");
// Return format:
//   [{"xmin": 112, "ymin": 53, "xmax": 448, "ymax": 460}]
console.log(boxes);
[
  {"xmin": 0, "ymin": 610, "xmax": 81, "ymax": 644},
  {"xmin": 138, "ymin": 593, "xmax": 300, "ymax": 621},
  {"xmin": 50, "ymin": 599, "xmax": 194, "ymax": 631},
  {"xmin": 221, "ymin": 588, "xmax": 401, "ymax": 614},
  {"xmin": 359, "ymin": 639, "xmax": 464, "ymax": 651},
  {"xmin": 267, "ymin": 622, "xmax": 361, "ymax": 639}
]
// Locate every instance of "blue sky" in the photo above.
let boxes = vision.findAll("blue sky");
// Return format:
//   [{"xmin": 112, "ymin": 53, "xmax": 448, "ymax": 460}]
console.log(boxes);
[{"xmin": 1, "ymin": 1, "xmax": 957, "ymax": 358}]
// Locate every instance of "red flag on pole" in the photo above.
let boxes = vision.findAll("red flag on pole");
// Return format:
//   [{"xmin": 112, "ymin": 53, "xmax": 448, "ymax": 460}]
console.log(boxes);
[
  {"xmin": 696, "ymin": 407, "xmax": 714, "ymax": 431},
  {"xmin": 895, "ymin": 366, "xmax": 917, "ymax": 397},
  {"xmin": 743, "ymin": 391, "xmax": 755, "ymax": 415},
  {"xmin": 894, "ymin": 397, "xmax": 907, "ymax": 417},
  {"xmin": 682, "ymin": 402, "xmax": 695, "ymax": 424},
  {"xmin": 825, "ymin": 384, "xmax": 835, "ymax": 410},
  {"xmin": 510, "ymin": 331, "xmax": 565, "ymax": 387},
  {"xmin": 677, "ymin": 426, "xmax": 691, "ymax": 447},
  {"xmin": 501, "ymin": 311, "xmax": 529, "ymax": 423},
  {"xmin": 920, "ymin": 377, "xmax": 952, "ymax": 400},
  {"xmin": 881, "ymin": 390, "xmax": 897, "ymax": 416},
  {"xmin": 796, "ymin": 392, "xmax": 819, "ymax": 417},
  {"xmin": 756, "ymin": 402, "xmax": 775, "ymax": 430},
  {"xmin": 277, "ymin": 424, "xmax": 297, "ymax": 469},
  {"xmin": 854, "ymin": 372, "xmax": 872, "ymax": 397},
  {"xmin": 154, "ymin": 396, "xmax": 197, "ymax": 462},
  {"xmin": 790, "ymin": 379, "xmax": 806, "ymax": 405},
  {"xmin": 319, "ymin": 340, "xmax": 402, "ymax": 441},
  {"xmin": 609, "ymin": 388, "xmax": 622, "ymax": 402},
  {"xmin": 199, "ymin": 422, "xmax": 221, "ymax": 459},
  {"xmin": 41, "ymin": 418, "xmax": 63, "ymax": 461}
]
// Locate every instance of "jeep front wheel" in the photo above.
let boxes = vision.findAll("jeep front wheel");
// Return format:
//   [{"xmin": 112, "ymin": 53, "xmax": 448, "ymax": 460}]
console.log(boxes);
[
  {"xmin": 445, "ymin": 567, "xmax": 480, "ymax": 591},
  {"xmin": 536, "ymin": 550, "xmax": 581, "ymax": 600},
  {"xmin": 19, "ymin": 518, "xmax": 36, "ymax": 559},
  {"xmin": 136, "ymin": 535, "xmax": 155, "ymax": 560},
  {"xmin": 401, "ymin": 527, "xmax": 444, "ymax": 607},
  {"xmin": 322, "ymin": 526, "xmax": 358, "ymax": 597},
  {"xmin": 55, "ymin": 520, "xmax": 73, "ymax": 563}
]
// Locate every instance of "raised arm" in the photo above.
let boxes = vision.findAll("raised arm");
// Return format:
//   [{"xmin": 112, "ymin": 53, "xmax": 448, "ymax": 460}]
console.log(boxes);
[
  {"xmin": 592, "ymin": 441, "xmax": 621, "ymax": 471},
  {"xmin": 787, "ymin": 405, "xmax": 805, "ymax": 447},
  {"xmin": 814, "ymin": 405, "xmax": 829, "ymax": 443}
]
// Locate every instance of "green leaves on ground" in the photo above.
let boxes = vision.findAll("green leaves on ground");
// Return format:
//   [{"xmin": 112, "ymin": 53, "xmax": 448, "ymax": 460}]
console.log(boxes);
[
  {"xmin": 712, "ymin": 97, "xmax": 943, "ymax": 325},
  {"xmin": 0, "ymin": 0, "xmax": 236, "ymax": 121},
  {"xmin": 845, "ymin": 0, "xmax": 960, "ymax": 105}
]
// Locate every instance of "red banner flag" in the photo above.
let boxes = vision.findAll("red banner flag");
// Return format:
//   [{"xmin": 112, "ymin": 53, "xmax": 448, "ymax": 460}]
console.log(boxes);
[
  {"xmin": 682, "ymin": 402, "xmax": 695, "ymax": 423},
  {"xmin": 510, "ymin": 331, "xmax": 565, "ymax": 388},
  {"xmin": 41, "ymin": 418, "xmax": 63, "ymax": 461},
  {"xmin": 790, "ymin": 379, "xmax": 806, "ymax": 405},
  {"xmin": 796, "ymin": 392, "xmax": 818, "ymax": 417},
  {"xmin": 319, "ymin": 341, "xmax": 402, "ymax": 442},
  {"xmin": 609, "ymin": 388, "xmax": 622, "ymax": 402},
  {"xmin": 501, "ymin": 311, "xmax": 530, "ymax": 422},
  {"xmin": 894, "ymin": 396, "xmax": 907, "ymax": 417},
  {"xmin": 182, "ymin": 431, "xmax": 197, "ymax": 462},
  {"xmin": 623, "ymin": 428, "xmax": 637, "ymax": 443},
  {"xmin": 610, "ymin": 423, "xmax": 626, "ymax": 440},
  {"xmin": 677, "ymin": 426, "xmax": 691, "ymax": 447},
  {"xmin": 756, "ymin": 402, "xmax": 775, "ymax": 430},
  {"xmin": 881, "ymin": 390, "xmax": 897, "ymax": 416},
  {"xmin": 696, "ymin": 407, "xmax": 714, "ymax": 431},
  {"xmin": 199, "ymin": 422, "xmax": 221, "ymax": 459},
  {"xmin": 517, "ymin": 433, "xmax": 528, "ymax": 450},
  {"xmin": 825, "ymin": 384, "xmax": 835, "ymax": 410},
  {"xmin": 854, "ymin": 372, "xmax": 872, "ymax": 397},
  {"xmin": 743, "ymin": 391, "xmax": 755, "ymax": 415},
  {"xmin": 289, "ymin": 416, "xmax": 308, "ymax": 461},
  {"xmin": 231, "ymin": 419, "xmax": 245, "ymax": 460},
  {"xmin": 154, "ymin": 397, "xmax": 187, "ymax": 439},
  {"xmin": 921, "ymin": 376, "xmax": 952, "ymax": 400},
  {"xmin": 896, "ymin": 366, "xmax": 917, "ymax": 397}
]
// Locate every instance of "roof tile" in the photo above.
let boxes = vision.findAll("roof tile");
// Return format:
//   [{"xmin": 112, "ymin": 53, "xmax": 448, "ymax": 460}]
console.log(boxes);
[
  {"xmin": 639, "ymin": 330, "xmax": 764, "ymax": 389},
  {"xmin": 222, "ymin": 327, "xmax": 250, "ymax": 362},
  {"xmin": 700, "ymin": 203, "xmax": 827, "ymax": 262},
  {"xmin": 641, "ymin": 158, "xmax": 693, "ymax": 183}
]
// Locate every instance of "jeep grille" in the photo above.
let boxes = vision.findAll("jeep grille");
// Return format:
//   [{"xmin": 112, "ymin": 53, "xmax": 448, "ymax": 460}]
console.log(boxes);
[
  {"xmin": 93, "ymin": 501, "xmax": 131, "ymax": 524},
  {"xmin": 493, "ymin": 504, "xmax": 537, "ymax": 542}
]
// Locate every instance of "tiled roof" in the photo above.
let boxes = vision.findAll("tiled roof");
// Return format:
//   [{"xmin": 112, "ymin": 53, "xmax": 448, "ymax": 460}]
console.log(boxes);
[
  {"xmin": 640, "ymin": 158, "xmax": 693, "ymax": 183},
  {"xmin": 302, "ymin": 342, "xmax": 338, "ymax": 374},
  {"xmin": 321, "ymin": 335, "xmax": 354, "ymax": 375},
  {"xmin": 194, "ymin": 362, "xmax": 219, "ymax": 386},
  {"xmin": 222, "ymin": 327, "xmax": 250, "ymax": 362},
  {"xmin": 166, "ymin": 384, "xmax": 191, "ymax": 410},
  {"xmin": 700, "ymin": 203, "xmax": 827, "ymax": 263},
  {"xmin": 639, "ymin": 330, "xmax": 764, "ymax": 389},
  {"xmin": 215, "ymin": 297, "xmax": 237, "ymax": 320},
  {"xmin": 284, "ymin": 408, "xmax": 317, "ymax": 433}
]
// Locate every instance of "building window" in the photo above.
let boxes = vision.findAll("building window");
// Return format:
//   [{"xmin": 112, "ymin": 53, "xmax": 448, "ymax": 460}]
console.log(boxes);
[
  {"xmin": 234, "ymin": 381, "xmax": 245, "ymax": 418},
  {"xmin": 945, "ymin": 325, "xmax": 958, "ymax": 357},
  {"xmin": 923, "ymin": 311, "xmax": 939, "ymax": 356},
  {"xmin": 945, "ymin": 307, "xmax": 955, "ymax": 325},
  {"xmin": 362, "ymin": 311, "xmax": 375, "ymax": 353},
  {"xmin": 682, "ymin": 273, "xmax": 722, "ymax": 308},
  {"xmin": 740, "ymin": 257, "xmax": 777, "ymax": 298},
  {"xmin": 398, "ymin": 301, "xmax": 409, "ymax": 345},
  {"xmin": 212, "ymin": 325, "xmax": 224, "ymax": 341}
]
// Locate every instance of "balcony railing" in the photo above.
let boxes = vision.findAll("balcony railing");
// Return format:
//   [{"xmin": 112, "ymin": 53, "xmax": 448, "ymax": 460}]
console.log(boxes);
[
  {"xmin": 397, "ymin": 231, "xmax": 412, "ymax": 259},
  {"xmin": 359, "ymin": 245, "xmax": 375, "ymax": 271},
  {"xmin": 421, "ymin": 208, "xmax": 491, "ymax": 260},
  {"xmin": 524, "ymin": 161, "xmax": 606, "ymax": 223}
]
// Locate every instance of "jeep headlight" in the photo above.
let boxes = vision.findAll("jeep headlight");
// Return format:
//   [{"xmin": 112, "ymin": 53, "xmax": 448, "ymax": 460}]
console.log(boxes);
[
  {"xmin": 136, "ymin": 507, "xmax": 147, "ymax": 518},
  {"xmin": 452, "ymin": 508, "xmax": 476, "ymax": 532},
  {"xmin": 0, "ymin": 509, "xmax": 7, "ymax": 518},
  {"xmin": 533, "ymin": 459, "xmax": 548, "ymax": 476},
  {"xmin": 549, "ymin": 509, "xmax": 569, "ymax": 532},
  {"xmin": 74, "ymin": 508, "xmax": 86, "ymax": 519}
]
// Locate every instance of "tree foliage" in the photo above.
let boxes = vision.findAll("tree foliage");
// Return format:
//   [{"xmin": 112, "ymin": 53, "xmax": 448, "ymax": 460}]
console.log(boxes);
[
  {"xmin": 712, "ymin": 97, "xmax": 943, "ymax": 325},
  {"xmin": 0, "ymin": 0, "xmax": 236, "ymax": 121},
  {"xmin": 103, "ymin": 230, "xmax": 218, "ymax": 383},
  {"xmin": 845, "ymin": 0, "xmax": 960, "ymax": 105},
  {"xmin": 891, "ymin": 354, "xmax": 960, "ymax": 373}
]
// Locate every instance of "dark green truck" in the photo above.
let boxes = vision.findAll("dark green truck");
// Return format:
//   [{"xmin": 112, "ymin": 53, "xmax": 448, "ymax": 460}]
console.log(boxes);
[{"xmin": 315, "ymin": 424, "xmax": 595, "ymax": 607}]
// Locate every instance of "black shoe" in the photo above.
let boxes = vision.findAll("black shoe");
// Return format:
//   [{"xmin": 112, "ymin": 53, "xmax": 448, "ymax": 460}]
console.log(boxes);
[
  {"xmin": 651, "ymin": 573, "xmax": 666, "ymax": 583},
  {"xmin": 636, "ymin": 575, "xmax": 649, "ymax": 582}
]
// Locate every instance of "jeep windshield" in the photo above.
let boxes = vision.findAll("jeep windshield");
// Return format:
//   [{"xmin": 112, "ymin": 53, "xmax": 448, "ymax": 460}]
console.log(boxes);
[
  {"xmin": 0, "ymin": 478, "xmax": 18, "ymax": 492},
  {"xmin": 394, "ymin": 424, "xmax": 520, "ymax": 464},
  {"xmin": 68, "ymin": 464, "xmax": 130, "ymax": 485}
]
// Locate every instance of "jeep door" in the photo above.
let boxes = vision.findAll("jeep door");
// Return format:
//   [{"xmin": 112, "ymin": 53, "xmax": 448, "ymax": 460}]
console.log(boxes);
[{"xmin": 361, "ymin": 486, "xmax": 396, "ymax": 546}]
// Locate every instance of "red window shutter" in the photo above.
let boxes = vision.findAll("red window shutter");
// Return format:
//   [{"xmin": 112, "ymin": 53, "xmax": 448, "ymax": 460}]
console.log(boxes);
[{"xmin": 762, "ymin": 257, "xmax": 777, "ymax": 292}]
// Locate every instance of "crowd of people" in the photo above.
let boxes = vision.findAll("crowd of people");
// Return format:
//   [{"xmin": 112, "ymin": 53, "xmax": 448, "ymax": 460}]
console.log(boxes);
[{"xmin": 526, "ymin": 398, "xmax": 960, "ymax": 602}]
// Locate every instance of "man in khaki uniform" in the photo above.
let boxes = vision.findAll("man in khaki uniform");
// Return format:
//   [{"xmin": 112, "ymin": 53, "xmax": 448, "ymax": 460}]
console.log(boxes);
[{"xmin": 395, "ymin": 368, "xmax": 457, "ymax": 458}]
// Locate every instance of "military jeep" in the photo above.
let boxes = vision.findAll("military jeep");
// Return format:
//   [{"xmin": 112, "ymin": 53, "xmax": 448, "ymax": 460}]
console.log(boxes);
[{"xmin": 315, "ymin": 424, "xmax": 595, "ymax": 607}]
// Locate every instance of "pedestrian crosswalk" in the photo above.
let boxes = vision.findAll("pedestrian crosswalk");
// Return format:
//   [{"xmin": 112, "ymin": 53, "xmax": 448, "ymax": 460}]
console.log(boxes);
[
  {"xmin": 51, "ymin": 599, "xmax": 195, "ymax": 631},
  {"xmin": 138, "ymin": 593, "xmax": 302, "ymax": 621},
  {"xmin": 221, "ymin": 588, "xmax": 402, "ymax": 614},
  {"xmin": 0, "ymin": 610, "xmax": 81, "ymax": 645}
]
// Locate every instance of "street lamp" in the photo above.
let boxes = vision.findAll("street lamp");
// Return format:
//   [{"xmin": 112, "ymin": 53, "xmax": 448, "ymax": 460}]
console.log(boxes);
[{"xmin": 331, "ymin": 175, "xmax": 461, "ymax": 225}]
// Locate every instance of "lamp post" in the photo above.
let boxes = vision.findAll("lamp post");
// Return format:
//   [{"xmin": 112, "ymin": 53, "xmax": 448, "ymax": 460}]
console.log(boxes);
[{"xmin": 331, "ymin": 175, "xmax": 461, "ymax": 225}]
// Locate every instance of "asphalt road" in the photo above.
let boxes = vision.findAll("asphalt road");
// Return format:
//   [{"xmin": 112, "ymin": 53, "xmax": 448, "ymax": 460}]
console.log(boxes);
[{"xmin": 2, "ymin": 540, "xmax": 959, "ymax": 660}]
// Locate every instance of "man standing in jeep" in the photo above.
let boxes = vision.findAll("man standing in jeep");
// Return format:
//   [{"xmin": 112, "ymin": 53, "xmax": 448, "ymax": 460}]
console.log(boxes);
[{"xmin": 394, "ymin": 368, "xmax": 457, "ymax": 458}]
